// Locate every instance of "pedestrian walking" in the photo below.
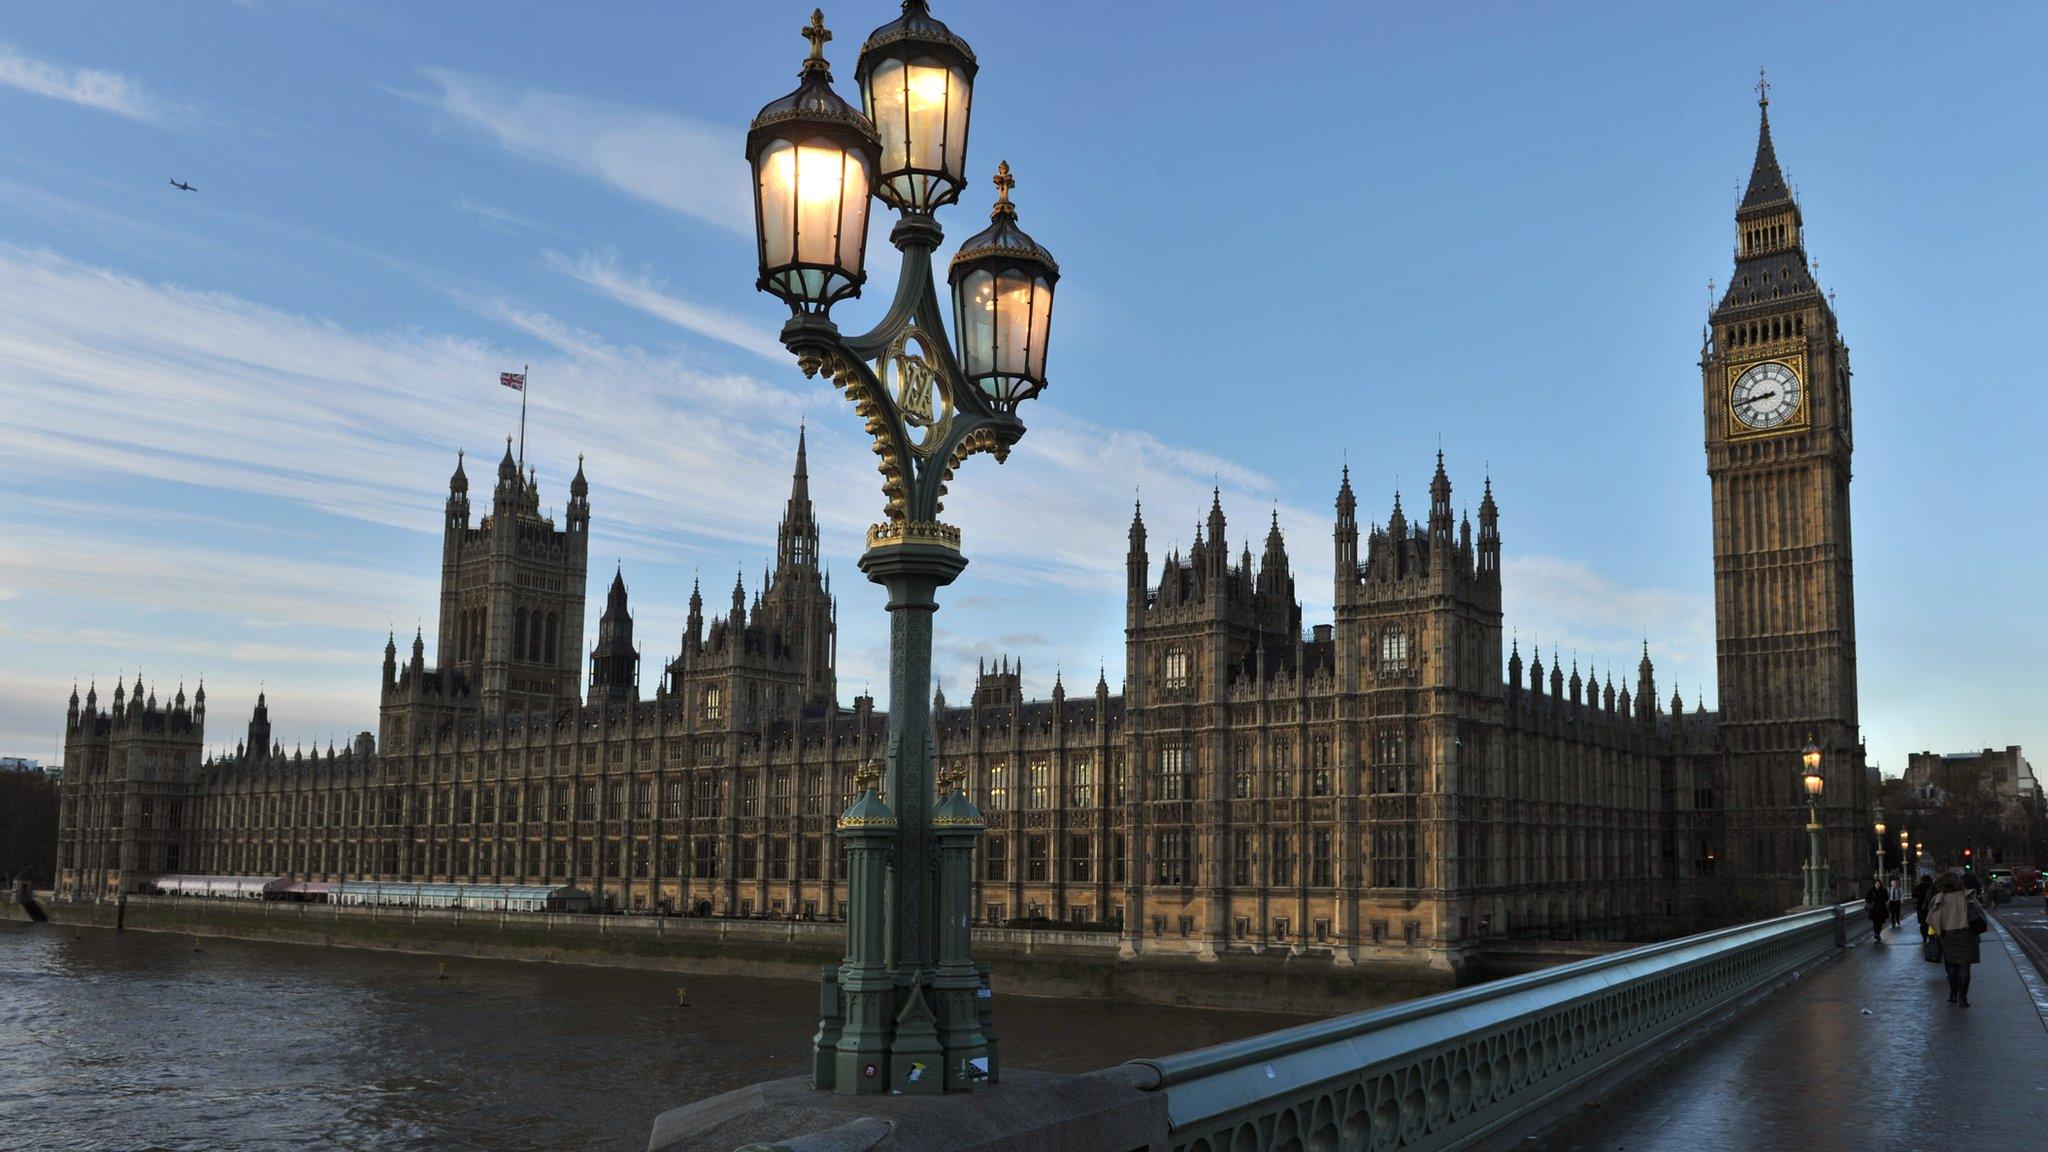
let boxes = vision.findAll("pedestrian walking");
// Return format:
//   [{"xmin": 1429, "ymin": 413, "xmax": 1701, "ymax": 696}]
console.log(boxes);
[
  {"xmin": 1924, "ymin": 872, "xmax": 1986, "ymax": 1007},
  {"xmin": 1863, "ymin": 881, "xmax": 1888, "ymax": 943},
  {"xmin": 1913, "ymin": 873, "xmax": 1933, "ymax": 924},
  {"xmin": 1887, "ymin": 878, "xmax": 1903, "ymax": 928}
]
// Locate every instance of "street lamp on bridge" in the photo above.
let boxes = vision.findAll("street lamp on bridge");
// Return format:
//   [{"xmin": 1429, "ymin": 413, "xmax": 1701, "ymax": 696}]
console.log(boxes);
[
  {"xmin": 745, "ymin": 3, "xmax": 1059, "ymax": 1097},
  {"xmin": 1872, "ymin": 811, "xmax": 1885, "ymax": 889},
  {"xmin": 1900, "ymin": 828, "xmax": 1910, "ymax": 885},
  {"xmin": 1801, "ymin": 740, "xmax": 1831, "ymax": 906}
]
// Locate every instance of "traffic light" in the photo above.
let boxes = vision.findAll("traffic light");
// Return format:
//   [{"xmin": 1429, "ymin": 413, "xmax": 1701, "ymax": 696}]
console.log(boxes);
[{"xmin": 1964, "ymin": 848, "xmax": 1974, "ymax": 871}]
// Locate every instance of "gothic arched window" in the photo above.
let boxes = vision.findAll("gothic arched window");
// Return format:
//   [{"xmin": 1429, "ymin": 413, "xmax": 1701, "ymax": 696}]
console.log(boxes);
[
  {"xmin": 1163, "ymin": 647, "xmax": 1189, "ymax": 690},
  {"xmin": 1379, "ymin": 628, "xmax": 1409, "ymax": 675},
  {"xmin": 544, "ymin": 612, "xmax": 559, "ymax": 665},
  {"xmin": 513, "ymin": 608, "xmax": 529, "ymax": 661}
]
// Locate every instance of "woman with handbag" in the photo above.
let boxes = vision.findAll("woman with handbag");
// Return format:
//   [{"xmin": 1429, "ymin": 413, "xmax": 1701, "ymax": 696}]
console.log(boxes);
[{"xmin": 1924, "ymin": 871, "xmax": 1987, "ymax": 1007}]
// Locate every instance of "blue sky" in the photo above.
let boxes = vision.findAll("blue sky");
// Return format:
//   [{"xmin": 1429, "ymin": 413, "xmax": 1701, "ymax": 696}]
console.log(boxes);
[{"xmin": 1, "ymin": 2, "xmax": 2043, "ymax": 777}]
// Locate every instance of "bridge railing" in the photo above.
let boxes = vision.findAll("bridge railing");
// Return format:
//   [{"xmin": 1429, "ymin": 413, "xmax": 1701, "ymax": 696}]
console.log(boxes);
[{"xmin": 1128, "ymin": 903, "xmax": 1848, "ymax": 1152}]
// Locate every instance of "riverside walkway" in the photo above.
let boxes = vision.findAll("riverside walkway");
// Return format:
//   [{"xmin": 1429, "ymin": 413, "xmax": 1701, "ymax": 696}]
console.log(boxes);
[
  {"xmin": 1532, "ymin": 911, "xmax": 2048, "ymax": 1150},
  {"xmin": 649, "ymin": 903, "xmax": 2048, "ymax": 1150}
]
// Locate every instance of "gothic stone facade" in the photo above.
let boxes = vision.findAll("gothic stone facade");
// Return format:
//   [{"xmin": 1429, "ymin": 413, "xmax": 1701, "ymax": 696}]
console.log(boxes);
[{"xmin": 54, "ymin": 98, "xmax": 1863, "ymax": 969}]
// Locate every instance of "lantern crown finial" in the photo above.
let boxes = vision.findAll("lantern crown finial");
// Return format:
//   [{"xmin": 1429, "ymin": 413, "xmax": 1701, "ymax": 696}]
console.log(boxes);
[
  {"xmin": 802, "ymin": 9, "xmax": 833, "ymax": 72},
  {"xmin": 990, "ymin": 160, "xmax": 1015, "ymax": 221}
]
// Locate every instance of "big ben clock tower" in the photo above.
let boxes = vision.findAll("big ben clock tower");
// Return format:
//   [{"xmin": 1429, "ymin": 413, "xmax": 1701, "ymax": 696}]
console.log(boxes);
[{"xmin": 1703, "ymin": 77, "xmax": 1864, "ymax": 903}]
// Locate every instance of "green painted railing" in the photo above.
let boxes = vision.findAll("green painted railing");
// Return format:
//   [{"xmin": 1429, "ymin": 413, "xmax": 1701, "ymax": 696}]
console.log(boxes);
[{"xmin": 1128, "ymin": 903, "xmax": 1848, "ymax": 1152}]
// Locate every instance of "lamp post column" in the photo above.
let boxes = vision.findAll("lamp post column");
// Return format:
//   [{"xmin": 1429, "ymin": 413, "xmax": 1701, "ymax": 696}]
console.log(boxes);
[
  {"xmin": 860, "ymin": 538, "xmax": 968, "ymax": 983},
  {"xmin": 1804, "ymin": 802, "xmax": 1825, "ymax": 906}
]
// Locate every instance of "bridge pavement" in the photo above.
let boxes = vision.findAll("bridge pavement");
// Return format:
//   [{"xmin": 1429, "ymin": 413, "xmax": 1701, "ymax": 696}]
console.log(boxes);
[{"xmin": 1534, "ymin": 911, "xmax": 2048, "ymax": 1150}]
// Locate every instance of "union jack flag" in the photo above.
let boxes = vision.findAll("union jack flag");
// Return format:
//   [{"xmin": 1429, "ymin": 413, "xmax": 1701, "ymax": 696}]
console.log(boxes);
[{"xmin": 499, "ymin": 371, "xmax": 526, "ymax": 391}]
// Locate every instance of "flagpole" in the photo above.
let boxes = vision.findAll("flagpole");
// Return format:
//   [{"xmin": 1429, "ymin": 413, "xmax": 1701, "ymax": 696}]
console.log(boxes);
[{"xmin": 518, "ymin": 363, "xmax": 529, "ymax": 472}]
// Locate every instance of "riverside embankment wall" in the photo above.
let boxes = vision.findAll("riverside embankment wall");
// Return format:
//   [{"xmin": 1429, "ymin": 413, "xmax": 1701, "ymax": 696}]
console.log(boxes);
[{"xmin": 13, "ymin": 896, "xmax": 1603, "ymax": 1013}]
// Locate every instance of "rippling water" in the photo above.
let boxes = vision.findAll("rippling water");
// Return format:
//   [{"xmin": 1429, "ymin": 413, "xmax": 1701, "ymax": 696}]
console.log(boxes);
[{"xmin": 0, "ymin": 924, "xmax": 1309, "ymax": 1150}]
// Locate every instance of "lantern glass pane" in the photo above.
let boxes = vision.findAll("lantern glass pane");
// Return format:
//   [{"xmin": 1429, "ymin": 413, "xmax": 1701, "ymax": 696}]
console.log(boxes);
[
  {"xmin": 756, "ymin": 139, "xmax": 798, "ymax": 270},
  {"xmin": 957, "ymin": 267, "xmax": 996, "ymax": 381},
  {"xmin": 942, "ymin": 63, "xmax": 971, "ymax": 181},
  {"xmin": 867, "ymin": 56, "xmax": 969, "ymax": 207},
  {"xmin": 1027, "ymin": 274, "xmax": 1054, "ymax": 382},
  {"xmin": 834, "ymin": 147, "xmax": 871, "ymax": 280},
  {"xmin": 994, "ymin": 269, "xmax": 1034, "ymax": 378},
  {"xmin": 790, "ymin": 142, "xmax": 851, "ymax": 268},
  {"xmin": 757, "ymin": 136, "xmax": 870, "ymax": 304}
]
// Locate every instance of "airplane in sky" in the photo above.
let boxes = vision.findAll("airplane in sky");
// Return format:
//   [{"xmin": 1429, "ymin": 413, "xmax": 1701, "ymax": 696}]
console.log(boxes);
[{"xmin": 168, "ymin": 179, "xmax": 196, "ymax": 192}]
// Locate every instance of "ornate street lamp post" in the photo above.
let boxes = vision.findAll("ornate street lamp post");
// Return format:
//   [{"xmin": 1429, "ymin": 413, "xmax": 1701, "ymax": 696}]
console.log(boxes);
[
  {"xmin": 1873, "ymin": 812, "xmax": 1886, "ymax": 889},
  {"xmin": 1801, "ymin": 740, "xmax": 1831, "ymax": 906},
  {"xmin": 1900, "ymin": 828, "xmax": 1910, "ymax": 887},
  {"xmin": 746, "ymin": 3, "xmax": 1059, "ymax": 1097}
]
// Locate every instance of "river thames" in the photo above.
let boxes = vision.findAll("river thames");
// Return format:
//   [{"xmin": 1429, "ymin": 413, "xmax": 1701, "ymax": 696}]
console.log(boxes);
[{"xmin": 0, "ymin": 924, "xmax": 1312, "ymax": 1150}]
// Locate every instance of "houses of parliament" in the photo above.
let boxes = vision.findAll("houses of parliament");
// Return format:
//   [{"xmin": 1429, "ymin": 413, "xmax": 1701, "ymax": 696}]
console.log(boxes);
[{"xmin": 52, "ymin": 93, "xmax": 1869, "ymax": 973}]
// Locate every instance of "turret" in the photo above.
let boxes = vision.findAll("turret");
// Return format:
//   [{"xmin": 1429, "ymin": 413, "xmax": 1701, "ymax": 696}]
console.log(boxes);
[
  {"xmin": 67, "ymin": 683, "xmax": 80, "ymax": 727},
  {"xmin": 589, "ymin": 566, "xmax": 640, "ymax": 703},
  {"xmin": 447, "ymin": 450, "xmax": 470, "ymax": 530},
  {"xmin": 1636, "ymin": 641, "xmax": 1658, "ymax": 730},
  {"xmin": 1258, "ymin": 510, "xmax": 1290, "ymax": 594},
  {"xmin": 1477, "ymin": 475, "xmax": 1500, "ymax": 584},
  {"xmin": 1334, "ymin": 464, "xmax": 1358, "ymax": 582},
  {"xmin": 1126, "ymin": 500, "xmax": 1148, "ymax": 618},
  {"xmin": 1428, "ymin": 449, "xmax": 1453, "ymax": 542},
  {"xmin": 1205, "ymin": 488, "xmax": 1228, "ymax": 575},
  {"xmin": 384, "ymin": 631, "xmax": 398, "ymax": 686},
  {"xmin": 248, "ymin": 692, "xmax": 272, "ymax": 761},
  {"xmin": 567, "ymin": 454, "xmax": 590, "ymax": 533},
  {"xmin": 493, "ymin": 438, "xmax": 520, "ymax": 516},
  {"xmin": 685, "ymin": 576, "xmax": 704, "ymax": 655}
]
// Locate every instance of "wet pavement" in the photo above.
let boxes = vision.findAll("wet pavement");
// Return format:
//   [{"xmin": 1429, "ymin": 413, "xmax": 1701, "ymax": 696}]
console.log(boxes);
[{"xmin": 1543, "ymin": 912, "xmax": 2048, "ymax": 1151}]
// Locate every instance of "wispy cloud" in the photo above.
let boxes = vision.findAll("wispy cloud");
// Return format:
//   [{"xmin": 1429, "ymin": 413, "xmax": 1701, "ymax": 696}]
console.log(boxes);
[
  {"xmin": 0, "ymin": 244, "xmax": 1712, "ymax": 752},
  {"xmin": 550, "ymin": 249, "xmax": 784, "ymax": 361},
  {"xmin": 407, "ymin": 67, "xmax": 749, "ymax": 234},
  {"xmin": 451, "ymin": 193, "xmax": 551, "ymax": 236},
  {"xmin": 0, "ymin": 43, "xmax": 175, "ymax": 124},
  {"xmin": 1501, "ymin": 554, "xmax": 1714, "ymax": 699}
]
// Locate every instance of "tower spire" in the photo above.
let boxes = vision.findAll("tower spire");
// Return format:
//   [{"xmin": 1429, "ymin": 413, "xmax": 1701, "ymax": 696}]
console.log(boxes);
[
  {"xmin": 777, "ymin": 425, "xmax": 820, "ymax": 575},
  {"xmin": 1740, "ymin": 69, "xmax": 1790, "ymax": 211}
]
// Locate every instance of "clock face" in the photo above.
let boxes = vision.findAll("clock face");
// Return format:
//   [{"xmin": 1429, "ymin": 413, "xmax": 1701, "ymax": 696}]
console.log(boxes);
[{"xmin": 1730, "ymin": 361, "xmax": 1802, "ymax": 430}]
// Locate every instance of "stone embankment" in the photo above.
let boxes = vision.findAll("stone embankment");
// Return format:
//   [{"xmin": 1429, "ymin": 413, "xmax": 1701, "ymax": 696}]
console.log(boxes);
[{"xmin": 13, "ymin": 894, "xmax": 1600, "ymax": 1013}]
